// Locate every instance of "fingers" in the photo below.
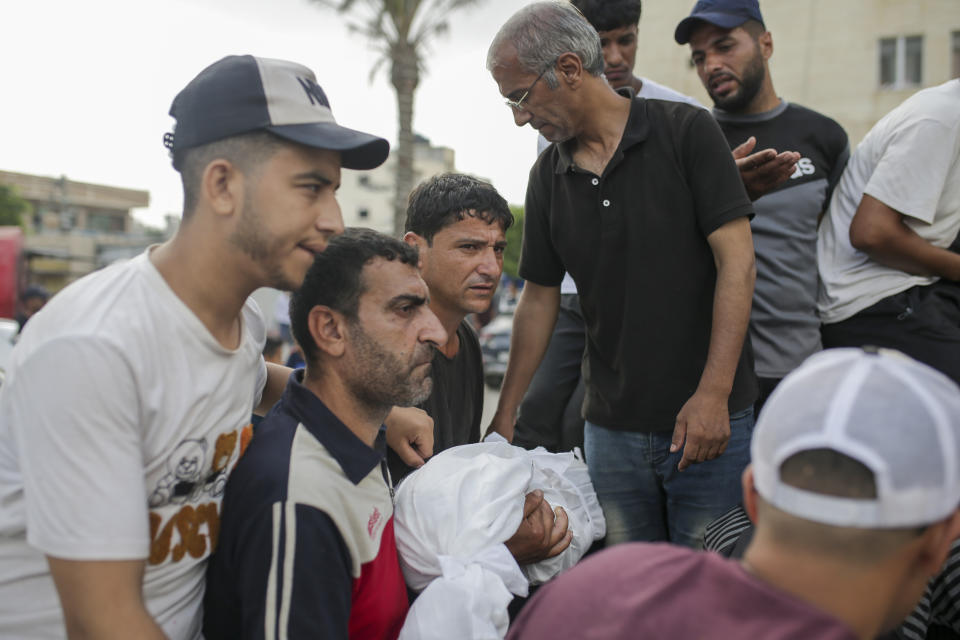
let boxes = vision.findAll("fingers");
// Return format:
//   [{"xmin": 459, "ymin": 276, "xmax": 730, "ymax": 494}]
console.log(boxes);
[
  {"xmin": 504, "ymin": 492, "xmax": 581, "ymax": 565},
  {"xmin": 701, "ymin": 442, "xmax": 722, "ymax": 464},
  {"xmin": 544, "ymin": 507, "xmax": 573, "ymax": 559},
  {"xmin": 739, "ymin": 150, "xmax": 799, "ymax": 200},
  {"xmin": 531, "ymin": 495, "xmax": 555, "ymax": 546},
  {"xmin": 548, "ymin": 506, "xmax": 569, "ymax": 545},
  {"xmin": 735, "ymin": 148, "xmax": 777, "ymax": 171},
  {"xmin": 678, "ymin": 426, "xmax": 731, "ymax": 470},
  {"xmin": 669, "ymin": 420, "xmax": 686, "ymax": 453},
  {"xmin": 395, "ymin": 441, "xmax": 426, "ymax": 468},
  {"xmin": 779, "ymin": 150, "xmax": 801, "ymax": 164},
  {"xmin": 384, "ymin": 406, "xmax": 435, "ymax": 466},
  {"xmin": 731, "ymin": 136, "xmax": 757, "ymax": 159},
  {"xmin": 678, "ymin": 441, "xmax": 699, "ymax": 471},
  {"xmin": 717, "ymin": 437, "xmax": 729, "ymax": 458},
  {"xmin": 522, "ymin": 489, "xmax": 545, "ymax": 519},
  {"xmin": 704, "ymin": 428, "xmax": 731, "ymax": 462},
  {"xmin": 417, "ymin": 426, "xmax": 435, "ymax": 460},
  {"xmin": 758, "ymin": 151, "xmax": 799, "ymax": 174}
]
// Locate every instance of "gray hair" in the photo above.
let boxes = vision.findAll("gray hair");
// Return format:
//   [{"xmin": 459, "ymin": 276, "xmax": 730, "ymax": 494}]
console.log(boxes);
[{"xmin": 487, "ymin": 1, "xmax": 604, "ymax": 89}]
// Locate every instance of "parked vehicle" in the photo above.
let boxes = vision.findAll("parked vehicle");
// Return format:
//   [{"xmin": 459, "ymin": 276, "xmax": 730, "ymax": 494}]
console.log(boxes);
[{"xmin": 0, "ymin": 318, "xmax": 19, "ymax": 387}]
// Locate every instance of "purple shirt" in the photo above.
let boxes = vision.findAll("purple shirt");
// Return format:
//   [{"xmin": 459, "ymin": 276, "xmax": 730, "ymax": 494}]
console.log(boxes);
[{"xmin": 507, "ymin": 542, "xmax": 858, "ymax": 640}]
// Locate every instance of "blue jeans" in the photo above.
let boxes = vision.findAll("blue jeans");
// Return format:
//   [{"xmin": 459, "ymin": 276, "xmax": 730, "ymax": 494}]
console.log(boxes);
[{"xmin": 585, "ymin": 407, "xmax": 753, "ymax": 549}]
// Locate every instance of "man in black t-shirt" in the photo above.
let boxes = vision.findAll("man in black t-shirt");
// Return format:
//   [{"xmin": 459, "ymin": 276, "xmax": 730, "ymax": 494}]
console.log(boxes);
[
  {"xmin": 386, "ymin": 174, "xmax": 573, "ymax": 566},
  {"xmin": 386, "ymin": 173, "xmax": 513, "ymax": 484},
  {"xmin": 676, "ymin": 0, "xmax": 850, "ymax": 412},
  {"xmin": 486, "ymin": 2, "xmax": 758, "ymax": 548}
]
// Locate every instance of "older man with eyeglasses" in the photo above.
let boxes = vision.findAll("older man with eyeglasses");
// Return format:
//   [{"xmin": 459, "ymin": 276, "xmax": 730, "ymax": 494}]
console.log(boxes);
[{"xmin": 485, "ymin": 1, "xmax": 759, "ymax": 550}]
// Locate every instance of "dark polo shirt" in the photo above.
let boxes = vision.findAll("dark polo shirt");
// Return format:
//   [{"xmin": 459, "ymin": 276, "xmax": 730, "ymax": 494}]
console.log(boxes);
[{"xmin": 520, "ymin": 96, "xmax": 757, "ymax": 431}]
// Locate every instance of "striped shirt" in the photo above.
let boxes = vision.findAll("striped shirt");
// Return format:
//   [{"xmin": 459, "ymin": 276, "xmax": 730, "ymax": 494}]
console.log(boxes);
[{"xmin": 204, "ymin": 371, "xmax": 408, "ymax": 640}]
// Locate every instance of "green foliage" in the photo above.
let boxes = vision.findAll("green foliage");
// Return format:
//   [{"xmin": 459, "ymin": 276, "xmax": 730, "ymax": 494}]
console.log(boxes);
[
  {"xmin": 503, "ymin": 204, "xmax": 523, "ymax": 280},
  {"xmin": 0, "ymin": 185, "xmax": 31, "ymax": 228}
]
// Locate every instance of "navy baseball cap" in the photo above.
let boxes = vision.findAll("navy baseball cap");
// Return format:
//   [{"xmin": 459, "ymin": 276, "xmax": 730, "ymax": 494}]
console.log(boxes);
[
  {"xmin": 674, "ymin": 0, "xmax": 765, "ymax": 44},
  {"xmin": 165, "ymin": 55, "xmax": 389, "ymax": 171}
]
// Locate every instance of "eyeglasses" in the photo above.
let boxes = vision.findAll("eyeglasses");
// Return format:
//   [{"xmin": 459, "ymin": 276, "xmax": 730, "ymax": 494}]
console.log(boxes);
[{"xmin": 504, "ymin": 61, "xmax": 555, "ymax": 112}]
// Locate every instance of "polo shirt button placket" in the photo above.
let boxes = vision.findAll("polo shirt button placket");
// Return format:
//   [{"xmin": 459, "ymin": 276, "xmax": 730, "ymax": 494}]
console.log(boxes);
[{"xmin": 591, "ymin": 178, "xmax": 599, "ymax": 186}]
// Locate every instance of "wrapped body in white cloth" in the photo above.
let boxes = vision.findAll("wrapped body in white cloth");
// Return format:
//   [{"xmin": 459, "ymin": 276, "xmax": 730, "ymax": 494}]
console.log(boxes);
[{"xmin": 394, "ymin": 434, "xmax": 606, "ymax": 640}]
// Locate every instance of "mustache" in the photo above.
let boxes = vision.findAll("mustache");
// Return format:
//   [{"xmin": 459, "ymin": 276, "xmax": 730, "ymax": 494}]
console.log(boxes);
[
  {"xmin": 708, "ymin": 71, "xmax": 737, "ymax": 88},
  {"xmin": 414, "ymin": 343, "xmax": 437, "ymax": 367},
  {"xmin": 466, "ymin": 276, "xmax": 496, "ymax": 287}
]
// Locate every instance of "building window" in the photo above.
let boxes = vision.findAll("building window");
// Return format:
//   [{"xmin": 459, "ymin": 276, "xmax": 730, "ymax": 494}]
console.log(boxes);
[
  {"xmin": 88, "ymin": 211, "xmax": 125, "ymax": 233},
  {"xmin": 952, "ymin": 31, "xmax": 960, "ymax": 79},
  {"xmin": 879, "ymin": 35, "xmax": 923, "ymax": 88},
  {"xmin": 358, "ymin": 208, "xmax": 369, "ymax": 220}
]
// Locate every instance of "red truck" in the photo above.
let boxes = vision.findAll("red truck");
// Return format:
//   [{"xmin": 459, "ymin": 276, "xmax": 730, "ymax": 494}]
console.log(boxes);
[{"xmin": 0, "ymin": 227, "xmax": 24, "ymax": 320}]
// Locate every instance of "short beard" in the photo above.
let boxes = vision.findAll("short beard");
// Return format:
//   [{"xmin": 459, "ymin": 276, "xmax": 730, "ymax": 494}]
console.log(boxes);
[
  {"xmin": 228, "ymin": 198, "xmax": 299, "ymax": 292},
  {"xmin": 343, "ymin": 319, "xmax": 435, "ymax": 417},
  {"xmin": 710, "ymin": 45, "xmax": 766, "ymax": 113}
]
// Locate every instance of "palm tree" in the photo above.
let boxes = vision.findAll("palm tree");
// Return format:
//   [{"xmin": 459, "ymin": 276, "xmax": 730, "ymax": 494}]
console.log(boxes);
[{"xmin": 314, "ymin": 0, "xmax": 482, "ymax": 234}]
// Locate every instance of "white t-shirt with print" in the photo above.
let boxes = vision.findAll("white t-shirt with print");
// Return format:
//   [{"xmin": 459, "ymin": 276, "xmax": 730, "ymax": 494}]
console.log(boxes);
[
  {"xmin": 818, "ymin": 80, "xmax": 960, "ymax": 323},
  {"xmin": 0, "ymin": 251, "xmax": 267, "ymax": 639}
]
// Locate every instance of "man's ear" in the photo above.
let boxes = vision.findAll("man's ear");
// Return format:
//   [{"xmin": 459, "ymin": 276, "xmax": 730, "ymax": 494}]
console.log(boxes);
[
  {"xmin": 759, "ymin": 30, "xmax": 774, "ymax": 60},
  {"xmin": 201, "ymin": 158, "xmax": 244, "ymax": 218},
  {"xmin": 556, "ymin": 52, "xmax": 584, "ymax": 87},
  {"xmin": 741, "ymin": 465, "xmax": 759, "ymax": 523},
  {"xmin": 917, "ymin": 509, "xmax": 960, "ymax": 577},
  {"xmin": 308, "ymin": 305, "xmax": 346, "ymax": 358},
  {"xmin": 403, "ymin": 232, "xmax": 428, "ymax": 269},
  {"xmin": 403, "ymin": 231, "xmax": 427, "ymax": 249}
]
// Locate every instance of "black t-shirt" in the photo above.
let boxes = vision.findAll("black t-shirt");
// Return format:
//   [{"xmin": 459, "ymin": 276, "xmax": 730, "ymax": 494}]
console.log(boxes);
[
  {"xmin": 388, "ymin": 320, "xmax": 484, "ymax": 483},
  {"xmin": 715, "ymin": 102, "xmax": 849, "ymax": 379},
  {"xmin": 521, "ymin": 97, "xmax": 757, "ymax": 431}
]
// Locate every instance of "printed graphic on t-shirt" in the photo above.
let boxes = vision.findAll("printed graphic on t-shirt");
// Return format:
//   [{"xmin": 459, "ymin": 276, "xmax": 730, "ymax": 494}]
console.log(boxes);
[
  {"xmin": 791, "ymin": 157, "xmax": 815, "ymax": 179},
  {"xmin": 147, "ymin": 424, "xmax": 253, "ymax": 565}
]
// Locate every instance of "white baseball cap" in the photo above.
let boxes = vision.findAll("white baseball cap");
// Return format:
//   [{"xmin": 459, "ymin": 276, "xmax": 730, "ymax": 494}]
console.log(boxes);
[{"xmin": 752, "ymin": 347, "xmax": 960, "ymax": 528}]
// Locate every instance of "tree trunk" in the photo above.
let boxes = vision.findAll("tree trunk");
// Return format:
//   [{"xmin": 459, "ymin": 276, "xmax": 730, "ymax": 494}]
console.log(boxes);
[{"xmin": 391, "ymin": 43, "xmax": 419, "ymax": 236}]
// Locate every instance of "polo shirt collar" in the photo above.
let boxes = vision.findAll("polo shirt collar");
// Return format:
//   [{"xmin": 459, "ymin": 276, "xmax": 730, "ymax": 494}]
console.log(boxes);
[
  {"xmin": 553, "ymin": 91, "xmax": 651, "ymax": 175},
  {"xmin": 281, "ymin": 369, "xmax": 385, "ymax": 485}
]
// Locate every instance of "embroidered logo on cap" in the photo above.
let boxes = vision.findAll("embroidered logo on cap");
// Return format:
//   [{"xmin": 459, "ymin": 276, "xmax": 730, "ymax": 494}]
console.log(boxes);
[{"xmin": 297, "ymin": 76, "xmax": 330, "ymax": 108}]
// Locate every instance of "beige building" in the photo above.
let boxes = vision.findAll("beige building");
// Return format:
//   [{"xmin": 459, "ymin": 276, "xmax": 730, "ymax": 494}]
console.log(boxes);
[
  {"xmin": 336, "ymin": 134, "xmax": 457, "ymax": 235},
  {"xmin": 0, "ymin": 170, "xmax": 155, "ymax": 291},
  {"xmin": 637, "ymin": 0, "xmax": 960, "ymax": 144}
]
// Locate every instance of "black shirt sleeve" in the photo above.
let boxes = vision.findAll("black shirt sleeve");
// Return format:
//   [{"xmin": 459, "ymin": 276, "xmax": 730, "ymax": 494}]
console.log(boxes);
[
  {"xmin": 519, "ymin": 154, "xmax": 566, "ymax": 287},
  {"xmin": 461, "ymin": 322, "xmax": 484, "ymax": 444},
  {"xmin": 681, "ymin": 109, "xmax": 755, "ymax": 237}
]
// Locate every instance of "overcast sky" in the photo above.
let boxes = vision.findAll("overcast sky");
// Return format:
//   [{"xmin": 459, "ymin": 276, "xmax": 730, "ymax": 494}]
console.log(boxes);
[{"xmin": 2, "ymin": 0, "xmax": 541, "ymax": 227}]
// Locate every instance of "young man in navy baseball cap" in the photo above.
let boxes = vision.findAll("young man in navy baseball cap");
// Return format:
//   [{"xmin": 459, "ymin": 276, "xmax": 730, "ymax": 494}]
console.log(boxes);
[{"xmin": 0, "ymin": 55, "xmax": 390, "ymax": 639}]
